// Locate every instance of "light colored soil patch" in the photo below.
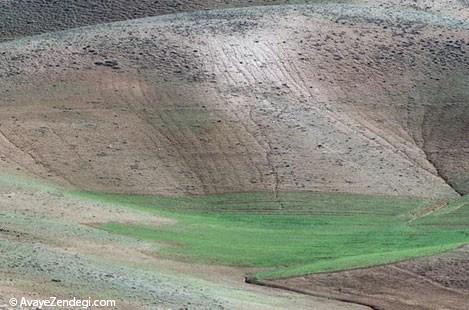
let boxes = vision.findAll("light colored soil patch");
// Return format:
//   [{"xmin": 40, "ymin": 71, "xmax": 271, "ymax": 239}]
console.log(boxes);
[{"xmin": 0, "ymin": 185, "xmax": 174, "ymax": 226}]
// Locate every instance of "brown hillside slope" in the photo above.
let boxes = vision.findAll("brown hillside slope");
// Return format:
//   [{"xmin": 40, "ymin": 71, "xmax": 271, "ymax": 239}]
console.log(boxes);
[
  {"xmin": 0, "ymin": 4, "xmax": 467, "ymax": 198},
  {"xmin": 0, "ymin": 0, "xmax": 467, "ymax": 42},
  {"xmin": 0, "ymin": 0, "xmax": 348, "ymax": 41},
  {"xmin": 366, "ymin": 0, "xmax": 468, "ymax": 18}
]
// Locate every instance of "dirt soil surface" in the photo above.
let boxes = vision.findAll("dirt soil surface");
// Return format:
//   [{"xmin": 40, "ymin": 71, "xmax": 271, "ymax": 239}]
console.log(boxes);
[
  {"xmin": 270, "ymin": 245, "xmax": 469, "ymax": 310},
  {"xmin": 2, "ymin": 0, "xmax": 469, "ymax": 42},
  {"xmin": 0, "ymin": 4, "xmax": 468, "ymax": 198},
  {"xmin": 1, "ymin": 0, "xmax": 467, "ymax": 42}
]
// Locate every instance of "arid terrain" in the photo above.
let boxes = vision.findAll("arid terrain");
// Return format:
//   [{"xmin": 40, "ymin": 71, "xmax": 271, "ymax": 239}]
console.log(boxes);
[
  {"xmin": 270, "ymin": 244, "xmax": 469, "ymax": 309},
  {"xmin": 0, "ymin": 1, "xmax": 468, "ymax": 309}
]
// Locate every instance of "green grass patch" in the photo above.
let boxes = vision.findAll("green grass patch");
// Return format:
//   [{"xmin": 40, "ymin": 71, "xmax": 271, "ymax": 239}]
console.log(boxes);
[{"xmin": 74, "ymin": 191, "xmax": 469, "ymax": 280}]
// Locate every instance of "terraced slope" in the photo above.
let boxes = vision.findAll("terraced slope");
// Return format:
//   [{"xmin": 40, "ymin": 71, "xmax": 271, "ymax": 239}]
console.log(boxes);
[{"xmin": 0, "ymin": 4, "xmax": 468, "ymax": 198}]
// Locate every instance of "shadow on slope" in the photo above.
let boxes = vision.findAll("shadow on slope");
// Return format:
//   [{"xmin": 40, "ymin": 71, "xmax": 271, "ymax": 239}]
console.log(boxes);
[{"xmin": 0, "ymin": 4, "xmax": 467, "ymax": 198}]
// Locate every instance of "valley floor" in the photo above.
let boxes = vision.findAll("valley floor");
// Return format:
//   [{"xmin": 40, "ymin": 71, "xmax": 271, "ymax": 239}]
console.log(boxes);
[
  {"xmin": 0, "ymin": 174, "xmax": 468, "ymax": 309},
  {"xmin": 0, "ymin": 175, "xmax": 367, "ymax": 309}
]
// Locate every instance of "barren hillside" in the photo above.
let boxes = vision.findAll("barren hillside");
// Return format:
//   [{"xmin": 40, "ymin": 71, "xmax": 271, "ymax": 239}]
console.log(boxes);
[
  {"xmin": 0, "ymin": 0, "xmax": 331, "ymax": 41},
  {"xmin": 1, "ymin": 0, "xmax": 467, "ymax": 41},
  {"xmin": 0, "ymin": 4, "xmax": 468, "ymax": 198}
]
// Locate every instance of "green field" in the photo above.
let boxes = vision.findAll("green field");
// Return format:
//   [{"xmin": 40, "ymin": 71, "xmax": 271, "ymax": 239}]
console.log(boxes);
[{"xmin": 75, "ymin": 191, "xmax": 469, "ymax": 280}]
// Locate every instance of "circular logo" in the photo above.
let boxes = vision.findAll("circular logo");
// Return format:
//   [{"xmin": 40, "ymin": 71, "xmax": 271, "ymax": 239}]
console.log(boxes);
[{"xmin": 9, "ymin": 298, "xmax": 17, "ymax": 306}]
